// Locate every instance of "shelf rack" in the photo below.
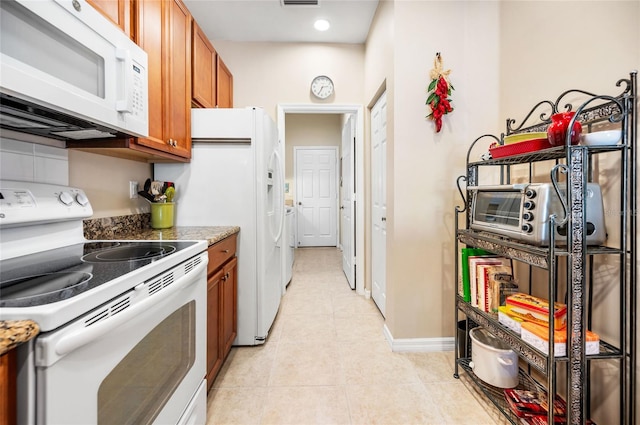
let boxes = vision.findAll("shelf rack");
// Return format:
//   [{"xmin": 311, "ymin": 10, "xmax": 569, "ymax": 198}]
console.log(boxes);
[{"xmin": 453, "ymin": 71, "xmax": 637, "ymax": 425}]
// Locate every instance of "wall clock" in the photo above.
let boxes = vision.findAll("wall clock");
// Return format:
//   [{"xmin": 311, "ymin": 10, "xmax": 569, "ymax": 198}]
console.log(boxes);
[{"xmin": 310, "ymin": 75, "xmax": 334, "ymax": 99}]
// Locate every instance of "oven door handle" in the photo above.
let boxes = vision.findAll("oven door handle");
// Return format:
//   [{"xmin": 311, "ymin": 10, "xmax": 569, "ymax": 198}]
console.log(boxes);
[{"xmin": 51, "ymin": 259, "xmax": 206, "ymax": 361}]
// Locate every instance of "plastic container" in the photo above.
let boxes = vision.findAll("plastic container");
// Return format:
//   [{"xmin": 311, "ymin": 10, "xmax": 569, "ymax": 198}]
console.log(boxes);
[
  {"xmin": 469, "ymin": 327, "xmax": 519, "ymax": 388},
  {"xmin": 150, "ymin": 202, "xmax": 175, "ymax": 229}
]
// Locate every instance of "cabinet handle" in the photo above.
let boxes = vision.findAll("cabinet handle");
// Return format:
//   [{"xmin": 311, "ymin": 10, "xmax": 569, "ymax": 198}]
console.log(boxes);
[
  {"xmin": 225, "ymin": 273, "xmax": 230, "ymax": 279},
  {"xmin": 222, "ymin": 249, "xmax": 230, "ymax": 253}
]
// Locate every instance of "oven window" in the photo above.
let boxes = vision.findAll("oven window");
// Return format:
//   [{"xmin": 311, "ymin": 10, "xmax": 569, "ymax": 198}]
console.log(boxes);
[
  {"xmin": 97, "ymin": 301, "xmax": 195, "ymax": 425},
  {"xmin": 474, "ymin": 192, "xmax": 521, "ymax": 228}
]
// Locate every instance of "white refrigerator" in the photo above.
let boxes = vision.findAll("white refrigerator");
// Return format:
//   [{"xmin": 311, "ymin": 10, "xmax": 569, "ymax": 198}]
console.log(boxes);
[{"xmin": 155, "ymin": 107, "xmax": 284, "ymax": 345}]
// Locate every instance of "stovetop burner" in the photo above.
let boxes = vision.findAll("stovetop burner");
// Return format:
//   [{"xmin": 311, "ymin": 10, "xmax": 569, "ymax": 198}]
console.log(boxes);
[
  {"xmin": 0, "ymin": 240, "xmax": 199, "ymax": 308},
  {"xmin": 82, "ymin": 243, "xmax": 177, "ymax": 262}
]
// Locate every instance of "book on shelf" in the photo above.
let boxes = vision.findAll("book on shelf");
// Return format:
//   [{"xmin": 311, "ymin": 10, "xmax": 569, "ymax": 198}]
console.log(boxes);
[
  {"xmin": 478, "ymin": 264, "xmax": 517, "ymax": 313},
  {"xmin": 459, "ymin": 247, "xmax": 491, "ymax": 302},
  {"xmin": 469, "ymin": 256, "xmax": 510, "ymax": 308}
]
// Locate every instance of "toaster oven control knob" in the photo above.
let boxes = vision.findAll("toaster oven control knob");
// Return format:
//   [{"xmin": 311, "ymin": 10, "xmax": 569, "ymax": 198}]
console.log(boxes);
[
  {"xmin": 58, "ymin": 191, "xmax": 74, "ymax": 206},
  {"xmin": 523, "ymin": 200, "xmax": 535, "ymax": 210},
  {"xmin": 521, "ymin": 223, "xmax": 533, "ymax": 233},
  {"xmin": 522, "ymin": 212, "xmax": 534, "ymax": 221},
  {"xmin": 75, "ymin": 192, "xmax": 89, "ymax": 206},
  {"xmin": 525, "ymin": 189, "xmax": 537, "ymax": 199}
]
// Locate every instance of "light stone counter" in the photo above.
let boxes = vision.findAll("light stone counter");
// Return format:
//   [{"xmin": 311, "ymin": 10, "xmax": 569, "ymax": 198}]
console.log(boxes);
[{"xmin": 0, "ymin": 320, "xmax": 39, "ymax": 355}]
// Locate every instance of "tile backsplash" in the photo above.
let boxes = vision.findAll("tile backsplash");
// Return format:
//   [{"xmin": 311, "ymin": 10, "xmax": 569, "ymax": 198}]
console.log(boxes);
[{"xmin": 0, "ymin": 137, "xmax": 68, "ymax": 184}]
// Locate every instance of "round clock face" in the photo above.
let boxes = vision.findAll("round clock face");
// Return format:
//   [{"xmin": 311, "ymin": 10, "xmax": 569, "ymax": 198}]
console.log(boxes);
[{"xmin": 311, "ymin": 75, "xmax": 334, "ymax": 99}]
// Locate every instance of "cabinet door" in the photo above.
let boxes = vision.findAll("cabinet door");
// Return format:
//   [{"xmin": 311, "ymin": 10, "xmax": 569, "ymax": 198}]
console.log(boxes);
[
  {"xmin": 216, "ymin": 56, "xmax": 233, "ymax": 108},
  {"xmin": 86, "ymin": 0, "xmax": 132, "ymax": 38},
  {"xmin": 221, "ymin": 257, "xmax": 238, "ymax": 358},
  {"xmin": 191, "ymin": 21, "xmax": 216, "ymax": 108},
  {"xmin": 0, "ymin": 350, "xmax": 17, "ymax": 425},
  {"xmin": 135, "ymin": 0, "xmax": 166, "ymax": 149},
  {"xmin": 163, "ymin": 0, "xmax": 192, "ymax": 158},
  {"xmin": 206, "ymin": 268, "xmax": 224, "ymax": 391},
  {"xmin": 133, "ymin": 0, "xmax": 191, "ymax": 158}
]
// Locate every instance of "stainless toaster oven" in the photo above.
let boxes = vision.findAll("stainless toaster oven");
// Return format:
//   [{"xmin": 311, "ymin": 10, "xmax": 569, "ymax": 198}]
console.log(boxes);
[{"xmin": 469, "ymin": 183, "xmax": 606, "ymax": 246}]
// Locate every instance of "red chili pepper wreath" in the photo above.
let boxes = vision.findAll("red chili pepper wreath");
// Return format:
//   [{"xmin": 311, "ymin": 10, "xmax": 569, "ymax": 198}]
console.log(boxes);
[{"xmin": 426, "ymin": 52, "xmax": 454, "ymax": 133}]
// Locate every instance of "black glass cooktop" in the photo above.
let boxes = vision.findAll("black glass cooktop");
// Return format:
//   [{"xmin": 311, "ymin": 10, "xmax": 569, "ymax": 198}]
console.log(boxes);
[{"xmin": 0, "ymin": 241, "xmax": 198, "ymax": 308}]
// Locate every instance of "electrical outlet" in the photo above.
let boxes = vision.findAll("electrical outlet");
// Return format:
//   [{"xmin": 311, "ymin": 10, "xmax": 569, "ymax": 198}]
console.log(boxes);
[{"xmin": 129, "ymin": 181, "xmax": 139, "ymax": 199}]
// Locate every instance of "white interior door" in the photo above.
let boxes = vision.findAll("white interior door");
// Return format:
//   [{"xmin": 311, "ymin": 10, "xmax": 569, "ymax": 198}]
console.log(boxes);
[
  {"xmin": 341, "ymin": 115, "xmax": 356, "ymax": 289},
  {"xmin": 295, "ymin": 147, "xmax": 338, "ymax": 247},
  {"xmin": 371, "ymin": 92, "xmax": 387, "ymax": 317}
]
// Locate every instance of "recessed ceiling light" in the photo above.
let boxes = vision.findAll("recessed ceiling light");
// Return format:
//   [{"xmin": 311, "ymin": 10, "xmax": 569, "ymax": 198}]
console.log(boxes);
[{"xmin": 314, "ymin": 19, "xmax": 330, "ymax": 31}]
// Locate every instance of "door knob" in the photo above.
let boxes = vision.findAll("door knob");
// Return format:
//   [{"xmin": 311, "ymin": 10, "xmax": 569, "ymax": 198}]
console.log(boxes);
[
  {"xmin": 298, "ymin": 202, "xmax": 302, "ymax": 205},
  {"xmin": 340, "ymin": 206, "xmax": 344, "ymax": 210}
]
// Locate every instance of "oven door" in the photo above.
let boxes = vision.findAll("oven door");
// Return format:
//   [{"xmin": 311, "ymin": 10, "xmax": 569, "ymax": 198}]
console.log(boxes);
[{"xmin": 33, "ymin": 253, "xmax": 207, "ymax": 425}]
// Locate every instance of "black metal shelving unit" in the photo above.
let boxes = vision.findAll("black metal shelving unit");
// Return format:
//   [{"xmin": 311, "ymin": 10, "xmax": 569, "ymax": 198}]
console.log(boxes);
[{"xmin": 453, "ymin": 72, "xmax": 637, "ymax": 425}]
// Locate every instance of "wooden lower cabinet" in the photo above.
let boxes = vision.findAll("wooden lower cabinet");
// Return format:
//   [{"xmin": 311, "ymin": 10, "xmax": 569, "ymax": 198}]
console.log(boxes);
[
  {"xmin": 206, "ymin": 234, "xmax": 238, "ymax": 392},
  {"xmin": 0, "ymin": 350, "xmax": 17, "ymax": 425}
]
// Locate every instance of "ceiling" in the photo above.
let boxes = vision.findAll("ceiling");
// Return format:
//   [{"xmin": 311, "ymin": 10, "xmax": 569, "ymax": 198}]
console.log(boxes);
[{"xmin": 184, "ymin": 0, "xmax": 380, "ymax": 44}]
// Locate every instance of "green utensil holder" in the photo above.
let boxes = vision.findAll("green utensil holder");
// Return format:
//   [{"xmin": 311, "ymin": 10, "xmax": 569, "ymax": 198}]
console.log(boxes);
[{"xmin": 151, "ymin": 202, "xmax": 175, "ymax": 229}]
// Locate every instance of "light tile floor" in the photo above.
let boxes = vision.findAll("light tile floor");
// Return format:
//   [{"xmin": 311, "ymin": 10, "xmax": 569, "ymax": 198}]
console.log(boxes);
[{"xmin": 206, "ymin": 247, "xmax": 500, "ymax": 425}]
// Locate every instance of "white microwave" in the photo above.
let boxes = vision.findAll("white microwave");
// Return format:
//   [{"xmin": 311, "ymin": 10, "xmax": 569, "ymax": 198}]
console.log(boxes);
[{"xmin": 0, "ymin": 0, "xmax": 148, "ymax": 141}]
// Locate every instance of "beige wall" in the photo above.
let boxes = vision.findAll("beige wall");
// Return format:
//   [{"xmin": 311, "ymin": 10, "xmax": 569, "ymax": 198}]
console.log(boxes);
[
  {"xmin": 498, "ymin": 1, "xmax": 640, "ymax": 420},
  {"xmin": 212, "ymin": 41, "xmax": 365, "ymax": 121},
  {"xmin": 363, "ymin": 0, "xmax": 394, "ymax": 303},
  {"xmin": 384, "ymin": 1, "xmax": 501, "ymax": 340},
  {"xmin": 284, "ymin": 114, "xmax": 342, "ymax": 204},
  {"xmin": 68, "ymin": 150, "xmax": 152, "ymax": 218}
]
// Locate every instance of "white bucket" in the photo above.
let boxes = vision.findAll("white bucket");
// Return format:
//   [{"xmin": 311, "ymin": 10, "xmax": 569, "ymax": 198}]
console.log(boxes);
[{"xmin": 469, "ymin": 327, "xmax": 519, "ymax": 388}]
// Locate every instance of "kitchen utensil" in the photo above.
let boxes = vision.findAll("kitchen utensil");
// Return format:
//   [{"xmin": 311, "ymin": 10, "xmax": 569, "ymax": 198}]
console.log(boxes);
[
  {"xmin": 143, "ymin": 178, "xmax": 152, "ymax": 192},
  {"xmin": 138, "ymin": 191, "xmax": 155, "ymax": 203},
  {"xmin": 151, "ymin": 202, "xmax": 175, "ymax": 229},
  {"xmin": 150, "ymin": 181, "xmax": 164, "ymax": 195}
]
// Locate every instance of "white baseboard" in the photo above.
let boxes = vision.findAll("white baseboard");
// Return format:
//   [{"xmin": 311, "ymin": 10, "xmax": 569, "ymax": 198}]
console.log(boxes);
[{"xmin": 383, "ymin": 324, "xmax": 455, "ymax": 352}]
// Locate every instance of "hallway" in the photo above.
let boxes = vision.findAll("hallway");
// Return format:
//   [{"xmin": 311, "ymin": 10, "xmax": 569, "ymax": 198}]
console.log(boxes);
[{"xmin": 206, "ymin": 247, "xmax": 499, "ymax": 424}]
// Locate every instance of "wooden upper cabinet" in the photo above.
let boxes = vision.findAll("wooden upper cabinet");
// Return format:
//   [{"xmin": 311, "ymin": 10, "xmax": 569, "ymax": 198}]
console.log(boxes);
[
  {"xmin": 216, "ymin": 55, "xmax": 233, "ymax": 108},
  {"xmin": 86, "ymin": 0, "xmax": 132, "ymax": 38},
  {"xmin": 134, "ymin": 0, "xmax": 192, "ymax": 159},
  {"xmin": 192, "ymin": 21, "xmax": 216, "ymax": 108}
]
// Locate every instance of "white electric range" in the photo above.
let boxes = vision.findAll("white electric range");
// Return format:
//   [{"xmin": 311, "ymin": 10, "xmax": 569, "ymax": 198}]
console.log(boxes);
[{"xmin": 0, "ymin": 180, "xmax": 208, "ymax": 425}]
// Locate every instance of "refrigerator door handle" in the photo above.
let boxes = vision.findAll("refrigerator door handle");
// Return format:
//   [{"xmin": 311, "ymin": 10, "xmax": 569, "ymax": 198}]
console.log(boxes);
[{"xmin": 273, "ymin": 148, "xmax": 285, "ymax": 243}]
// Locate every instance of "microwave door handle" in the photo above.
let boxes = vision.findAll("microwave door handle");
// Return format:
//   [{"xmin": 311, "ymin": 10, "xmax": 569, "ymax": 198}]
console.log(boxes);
[{"xmin": 115, "ymin": 48, "xmax": 133, "ymax": 113}]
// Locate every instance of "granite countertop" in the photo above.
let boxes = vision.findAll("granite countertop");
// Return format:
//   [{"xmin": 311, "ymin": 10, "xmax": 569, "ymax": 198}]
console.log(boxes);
[
  {"xmin": 96, "ymin": 225, "xmax": 240, "ymax": 246},
  {"xmin": 0, "ymin": 320, "xmax": 39, "ymax": 356}
]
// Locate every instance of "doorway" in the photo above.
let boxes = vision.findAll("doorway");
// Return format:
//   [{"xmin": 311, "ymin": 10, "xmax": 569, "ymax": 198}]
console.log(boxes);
[{"xmin": 277, "ymin": 104, "xmax": 364, "ymax": 295}]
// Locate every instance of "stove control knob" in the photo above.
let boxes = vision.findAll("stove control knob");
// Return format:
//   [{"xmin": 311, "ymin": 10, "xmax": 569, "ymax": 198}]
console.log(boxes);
[
  {"xmin": 59, "ymin": 191, "xmax": 74, "ymax": 206},
  {"xmin": 75, "ymin": 192, "xmax": 89, "ymax": 206}
]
